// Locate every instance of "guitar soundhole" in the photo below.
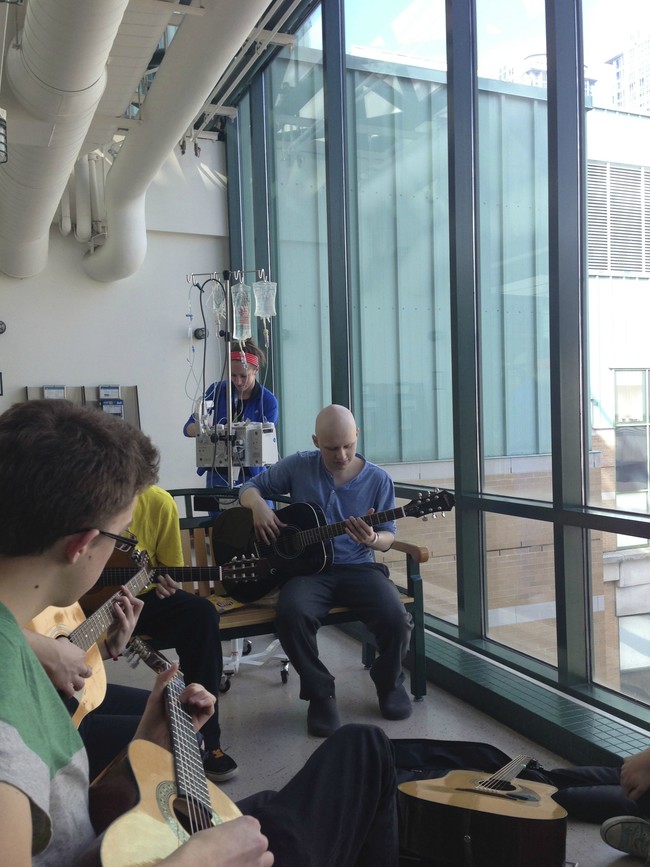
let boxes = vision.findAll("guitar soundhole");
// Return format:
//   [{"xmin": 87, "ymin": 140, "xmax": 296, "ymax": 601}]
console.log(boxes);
[
  {"xmin": 479, "ymin": 780, "xmax": 516, "ymax": 792},
  {"xmin": 272, "ymin": 526, "xmax": 304, "ymax": 559},
  {"xmin": 493, "ymin": 782, "xmax": 515, "ymax": 792},
  {"xmin": 172, "ymin": 796, "xmax": 214, "ymax": 834}
]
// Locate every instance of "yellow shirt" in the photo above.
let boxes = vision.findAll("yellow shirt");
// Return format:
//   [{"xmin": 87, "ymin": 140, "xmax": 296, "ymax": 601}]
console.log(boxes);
[{"xmin": 129, "ymin": 486, "xmax": 184, "ymax": 568}]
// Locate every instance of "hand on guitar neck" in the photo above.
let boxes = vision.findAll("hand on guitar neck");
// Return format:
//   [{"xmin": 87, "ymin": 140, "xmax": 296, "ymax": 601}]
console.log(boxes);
[
  {"xmin": 25, "ymin": 585, "xmax": 144, "ymax": 726},
  {"xmin": 80, "ymin": 547, "xmax": 182, "ymax": 613},
  {"xmin": 216, "ymin": 489, "xmax": 456, "ymax": 604},
  {"xmin": 89, "ymin": 641, "xmax": 273, "ymax": 867}
]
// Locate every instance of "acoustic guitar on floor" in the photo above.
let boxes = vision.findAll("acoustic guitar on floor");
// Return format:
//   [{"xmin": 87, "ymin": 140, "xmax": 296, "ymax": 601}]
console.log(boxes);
[
  {"xmin": 96, "ymin": 638, "xmax": 241, "ymax": 866},
  {"xmin": 211, "ymin": 489, "xmax": 456, "ymax": 603},
  {"xmin": 398, "ymin": 755, "xmax": 568, "ymax": 867}
]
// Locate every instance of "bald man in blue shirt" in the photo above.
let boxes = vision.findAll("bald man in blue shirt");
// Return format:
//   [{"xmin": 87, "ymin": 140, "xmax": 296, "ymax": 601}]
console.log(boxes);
[{"xmin": 239, "ymin": 404, "xmax": 413, "ymax": 737}]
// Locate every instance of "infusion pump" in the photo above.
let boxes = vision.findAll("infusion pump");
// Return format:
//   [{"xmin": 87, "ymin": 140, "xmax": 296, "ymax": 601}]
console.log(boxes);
[{"xmin": 196, "ymin": 421, "xmax": 278, "ymax": 469}]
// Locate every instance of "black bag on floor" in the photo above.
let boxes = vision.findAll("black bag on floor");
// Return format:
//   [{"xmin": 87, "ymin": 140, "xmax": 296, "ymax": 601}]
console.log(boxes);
[{"xmin": 391, "ymin": 737, "xmax": 639, "ymax": 824}]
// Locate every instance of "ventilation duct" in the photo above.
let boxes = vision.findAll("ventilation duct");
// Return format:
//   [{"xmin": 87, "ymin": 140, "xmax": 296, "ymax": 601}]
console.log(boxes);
[
  {"xmin": 0, "ymin": 0, "xmax": 130, "ymax": 278},
  {"xmin": 83, "ymin": 0, "xmax": 273, "ymax": 283}
]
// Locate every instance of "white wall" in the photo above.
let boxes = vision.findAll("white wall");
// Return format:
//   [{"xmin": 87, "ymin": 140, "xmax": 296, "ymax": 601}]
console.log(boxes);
[
  {"xmin": 587, "ymin": 107, "xmax": 650, "ymax": 164},
  {"xmin": 0, "ymin": 139, "xmax": 230, "ymax": 490}
]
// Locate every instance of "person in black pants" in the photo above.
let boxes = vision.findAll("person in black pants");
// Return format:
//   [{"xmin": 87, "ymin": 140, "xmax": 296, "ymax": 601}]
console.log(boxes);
[
  {"xmin": 600, "ymin": 747, "xmax": 650, "ymax": 859},
  {"xmin": 134, "ymin": 576, "xmax": 231, "ymax": 779},
  {"xmin": 56, "ymin": 485, "xmax": 234, "ymax": 783},
  {"xmin": 105, "ymin": 484, "xmax": 237, "ymax": 782},
  {"xmin": 239, "ymin": 404, "xmax": 414, "ymax": 738},
  {"xmin": 238, "ymin": 723, "xmax": 399, "ymax": 866}
]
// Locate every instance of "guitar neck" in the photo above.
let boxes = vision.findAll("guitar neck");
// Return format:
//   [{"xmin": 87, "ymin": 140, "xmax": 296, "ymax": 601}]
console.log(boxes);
[
  {"xmin": 128, "ymin": 639, "xmax": 214, "ymax": 823},
  {"xmin": 97, "ymin": 564, "xmax": 219, "ymax": 589},
  {"xmin": 298, "ymin": 506, "xmax": 407, "ymax": 548},
  {"xmin": 165, "ymin": 673, "xmax": 213, "ymax": 811},
  {"xmin": 68, "ymin": 565, "xmax": 154, "ymax": 651}
]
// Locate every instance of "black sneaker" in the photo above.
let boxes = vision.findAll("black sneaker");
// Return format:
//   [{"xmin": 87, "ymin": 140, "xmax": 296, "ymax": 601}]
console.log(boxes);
[
  {"xmin": 378, "ymin": 684, "xmax": 413, "ymax": 721},
  {"xmin": 307, "ymin": 695, "xmax": 341, "ymax": 737},
  {"xmin": 203, "ymin": 748, "xmax": 239, "ymax": 782}
]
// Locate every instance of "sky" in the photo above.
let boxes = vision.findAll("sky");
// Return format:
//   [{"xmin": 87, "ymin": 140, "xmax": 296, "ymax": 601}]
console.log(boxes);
[{"xmin": 342, "ymin": 0, "xmax": 650, "ymax": 83}]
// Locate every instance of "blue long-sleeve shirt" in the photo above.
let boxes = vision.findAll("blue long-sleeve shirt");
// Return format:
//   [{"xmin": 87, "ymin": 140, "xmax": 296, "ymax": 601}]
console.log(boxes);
[
  {"xmin": 184, "ymin": 380, "xmax": 279, "ymax": 485},
  {"xmin": 239, "ymin": 450, "xmax": 397, "ymax": 564}
]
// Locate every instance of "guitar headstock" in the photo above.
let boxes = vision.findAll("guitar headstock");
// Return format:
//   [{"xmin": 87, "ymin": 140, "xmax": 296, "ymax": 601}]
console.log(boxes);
[
  {"xmin": 125, "ymin": 636, "xmax": 172, "ymax": 674},
  {"xmin": 404, "ymin": 489, "xmax": 455, "ymax": 520},
  {"xmin": 131, "ymin": 548, "xmax": 150, "ymax": 570},
  {"xmin": 222, "ymin": 555, "xmax": 269, "ymax": 584}
]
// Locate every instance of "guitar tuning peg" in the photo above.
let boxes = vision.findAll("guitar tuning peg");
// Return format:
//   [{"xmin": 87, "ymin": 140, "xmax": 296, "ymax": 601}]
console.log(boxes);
[
  {"xmin": 422, "ymin": 516, "xmax": 428, "ymax": 522},
  {"xmin": 126, "ymin": 652, "xmax": 140, "ymax": 670}
]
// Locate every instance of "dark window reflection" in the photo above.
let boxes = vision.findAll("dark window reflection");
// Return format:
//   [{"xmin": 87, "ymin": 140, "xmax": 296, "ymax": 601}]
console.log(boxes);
[{"xmin": 616, "ymin": 426, "xmax": 648, "ymax": 490}]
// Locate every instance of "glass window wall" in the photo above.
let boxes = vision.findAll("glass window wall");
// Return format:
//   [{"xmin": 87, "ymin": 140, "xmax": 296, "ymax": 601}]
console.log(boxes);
[
  {"xmin": 476, "ymin": 0, "xmax": 552, "ymax": 501},
  {"xmin": 344, "ymin": 0, "xmax": 452, "ymax": 476},
  {"xmin": 265, "ymin": 8, "xmax": 332, "ymax": 451},
  {"xmin": 229, "ymin": 0, "xmax": 650, "ymax": 732}
]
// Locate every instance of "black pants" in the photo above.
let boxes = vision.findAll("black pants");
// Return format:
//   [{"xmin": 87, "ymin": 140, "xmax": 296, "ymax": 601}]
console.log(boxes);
[
  {"xmin": 135, "ymin": 588, "xmax": 224, "ymax": 750},
  {"xmin": 274, "ymin": 563, "xmax": 414, "ymax": 701},
  {"xmin": 239, "ymin": 724, "xmax": 399, "ymax": 867},
  {"xmin": 542, "ymin": 764, "xmax": 650, "ymax": 823},
  {"xmin": 79, "ymin": 683, "xmax": 149, "ymax": 781}
]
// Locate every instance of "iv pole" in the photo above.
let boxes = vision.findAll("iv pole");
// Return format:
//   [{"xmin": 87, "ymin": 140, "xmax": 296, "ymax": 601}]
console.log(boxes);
[
  {"xmin": 223, "ymin": 269, "xmax": 235, "ymax": 490},
  {"xmin": 187, "ymin": 267, "xmax": 275, "ymax": 492}
]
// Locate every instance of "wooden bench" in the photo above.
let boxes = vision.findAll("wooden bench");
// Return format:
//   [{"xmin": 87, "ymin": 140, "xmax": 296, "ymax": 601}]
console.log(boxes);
[{"xmin": 171, "ymin": 506, "xmax": 429, "ymax": 700}]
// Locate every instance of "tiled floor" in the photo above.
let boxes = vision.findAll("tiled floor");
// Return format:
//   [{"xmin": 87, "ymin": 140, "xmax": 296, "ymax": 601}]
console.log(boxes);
[{"xmin": 109, "ymin": 627, "xmax": 646, "ymax": 866}]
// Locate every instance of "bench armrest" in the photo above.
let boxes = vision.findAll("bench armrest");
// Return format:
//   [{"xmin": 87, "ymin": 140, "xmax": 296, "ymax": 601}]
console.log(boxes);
[{"xmin": 390, "ymin": 539, "xmax": 430, "ymax": 564}]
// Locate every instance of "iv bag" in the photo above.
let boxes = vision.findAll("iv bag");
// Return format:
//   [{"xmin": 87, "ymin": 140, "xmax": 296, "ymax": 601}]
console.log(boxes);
[
  {"xmin": 231, "ymin": 282, "xmax": 252, "ymax": 341},
  {"xmin": 253, "ymin": 280, "xmax": 277, "ymax": 319},
  {"xmin": 211, "ymin": 285, "xmax": 227, "ymax": 323}
]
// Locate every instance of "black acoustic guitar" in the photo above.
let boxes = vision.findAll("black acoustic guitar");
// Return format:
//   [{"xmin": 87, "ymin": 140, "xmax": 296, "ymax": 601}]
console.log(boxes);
[{"xmin": 211, "ymin": 489, "xmax": 455, "ymax": 603}]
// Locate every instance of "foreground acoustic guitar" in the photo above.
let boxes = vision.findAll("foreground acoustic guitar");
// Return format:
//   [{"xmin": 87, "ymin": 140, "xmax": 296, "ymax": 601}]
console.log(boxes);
[
  {"xmin": 212, "ymin": 489, "xmax": 455, "ymax": 603},
  {"xmin": 398, "ymin": 755, "xmax": 567, "ymax": 867},
  {"xmin": 98, "ymin": 639, "xmax": 241, "ymax": 866}
]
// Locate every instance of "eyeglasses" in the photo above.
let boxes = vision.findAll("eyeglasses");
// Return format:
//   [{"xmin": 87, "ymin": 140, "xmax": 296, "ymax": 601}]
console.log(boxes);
[{"xmin": 72, "ymin": 529, "xmax": 139, "ymax": 553}]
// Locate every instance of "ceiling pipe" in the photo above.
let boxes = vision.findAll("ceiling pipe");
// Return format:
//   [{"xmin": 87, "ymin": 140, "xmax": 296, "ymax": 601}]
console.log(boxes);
[
  {"xmin": 88, "ymin": 152, "xmax": 104, "ymax": 238},
  {"xmin": 74, "ymin": 155, "xmax": 91, "ymax": 243},
  {"xmin": 0, "ymin": 0, "xmax": 130, "ymax": 278},
  {"xmin": 58, "ymin": 178, "xmax": 71, "ymax": 237},
  {"xmin": 83, "ymin": 0, "xmax": 273, "ymax": 284}
]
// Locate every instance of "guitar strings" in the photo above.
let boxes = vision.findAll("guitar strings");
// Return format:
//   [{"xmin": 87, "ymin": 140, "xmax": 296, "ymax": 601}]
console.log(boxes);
[
  {"xmin": 130, "ymin": 638, "xmax": 213, "ymax": 838},
  {"xmin": 475, "ymin": 755, "xmax": 532, "ymax": 791},
  {"xmin": 165, "ymin": 663, "xmax": 214, "ymax": 834},
  {"xmin": 257, "ymin": 493, "xmax": 449, "ymax": 554},
  {"xmin": 70, "ymin": 553, "xmax": 153, "ymax": 651}
]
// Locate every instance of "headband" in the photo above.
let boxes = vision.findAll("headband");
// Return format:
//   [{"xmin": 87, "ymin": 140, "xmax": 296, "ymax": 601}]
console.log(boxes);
[{"xmin": 231, "ymin": 351, "xmax": 259, "ymax": 368}]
